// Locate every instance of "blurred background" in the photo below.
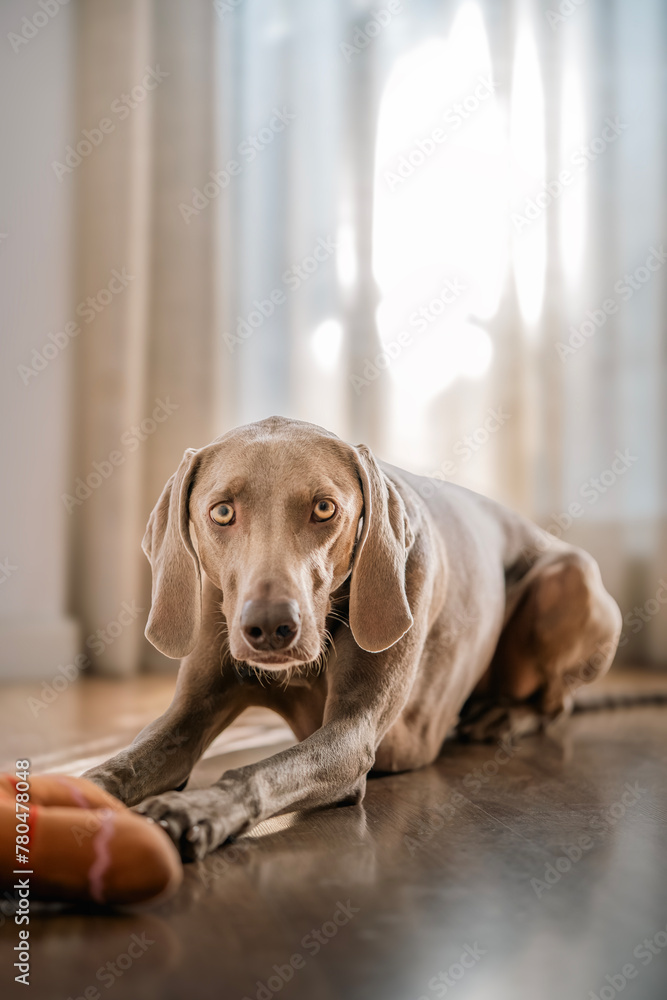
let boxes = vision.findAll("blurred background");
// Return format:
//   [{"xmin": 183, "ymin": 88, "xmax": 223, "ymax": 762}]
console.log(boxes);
[{"xmin": 1, "ymin": 0, "xmax": 665, "ymax": 681}]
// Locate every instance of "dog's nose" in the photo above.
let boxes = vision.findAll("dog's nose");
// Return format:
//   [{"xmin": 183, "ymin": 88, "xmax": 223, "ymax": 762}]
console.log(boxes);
[{"xmin": 240, "ymin": 599, "xmax": 301, "ymax": 651}]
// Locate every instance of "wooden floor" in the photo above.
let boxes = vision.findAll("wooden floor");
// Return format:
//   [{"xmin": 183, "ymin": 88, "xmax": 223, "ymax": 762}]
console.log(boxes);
[{"xmin": 1, "ymin": 671, "xmax": 667, "ymax": 1000}]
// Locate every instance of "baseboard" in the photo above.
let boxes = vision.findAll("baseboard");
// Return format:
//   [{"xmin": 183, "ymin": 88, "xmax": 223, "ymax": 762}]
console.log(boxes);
[{"xmin": 0, "ymin": 616, "xmax": 81, "ymax": 681}]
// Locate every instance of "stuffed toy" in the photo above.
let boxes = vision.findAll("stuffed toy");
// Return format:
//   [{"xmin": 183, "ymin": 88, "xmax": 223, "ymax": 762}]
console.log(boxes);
[{"xmin": 0, "ymin": 772, "xmax": 182, "ymax": 905}]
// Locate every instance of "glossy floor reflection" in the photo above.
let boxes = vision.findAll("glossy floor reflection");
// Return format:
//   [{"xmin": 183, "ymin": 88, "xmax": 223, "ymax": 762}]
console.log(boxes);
[{"xmin": 1, "ymin": 682, "xmax": 666, "ymax": 999}]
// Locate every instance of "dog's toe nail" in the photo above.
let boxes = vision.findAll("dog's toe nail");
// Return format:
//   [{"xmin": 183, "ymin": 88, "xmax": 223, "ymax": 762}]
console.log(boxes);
[
  {"xmin": 186, "ymin": 825, "xmax": 201, "ymax": 842},
  {"xmin": 159, "ymin": 819, "xmax": 170, "ymax": 829}
]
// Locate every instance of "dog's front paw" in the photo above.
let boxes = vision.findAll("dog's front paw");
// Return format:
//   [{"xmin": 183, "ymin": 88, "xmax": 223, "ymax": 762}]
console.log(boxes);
[{"xmin": 134, "ymin": 789, "xmax": 233, "ymax": 862}]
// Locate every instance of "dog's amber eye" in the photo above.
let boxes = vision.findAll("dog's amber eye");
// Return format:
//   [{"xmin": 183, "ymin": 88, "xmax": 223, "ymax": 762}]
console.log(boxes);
[
  {"xmin": 312, "ymin": 499, "xmax": 336, "ymax": 522},
  {"xmin": 210, "ymin": 503, "xmax": 235, "ymax": 526}
]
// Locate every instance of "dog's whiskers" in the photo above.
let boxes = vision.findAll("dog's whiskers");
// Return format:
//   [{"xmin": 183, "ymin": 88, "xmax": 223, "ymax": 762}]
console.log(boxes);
[
  {"xmin": 327, "ymin": 610, "xmax": 348, "ymax": 627},
  {"xmin": 211, "ymin": 606, "xmax": 337, "ymax": 687},
  {"xmin": 214, "ymin": 610, "xmax": 232, "ymax": 676},
  {"xmin": 329, "ymin": 590, "xmax": 349, "ymax": 604}
]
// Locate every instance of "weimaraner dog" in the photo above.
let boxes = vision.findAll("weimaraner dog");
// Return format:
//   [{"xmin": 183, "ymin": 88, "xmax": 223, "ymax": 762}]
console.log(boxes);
[{"xmin": 85, "ymin": 416, "xmax": 622, "ymax": 859}]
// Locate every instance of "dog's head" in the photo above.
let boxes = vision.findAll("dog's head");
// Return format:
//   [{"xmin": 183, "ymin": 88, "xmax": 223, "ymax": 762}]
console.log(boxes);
[{"xmin": 141, "ymin": 417, "xmax": 413, "ymax": 669}]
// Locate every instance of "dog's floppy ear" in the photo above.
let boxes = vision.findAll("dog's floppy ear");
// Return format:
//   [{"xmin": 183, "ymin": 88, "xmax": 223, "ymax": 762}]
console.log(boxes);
[
  {"xmin": 142, "ymin": 447, "xmax": 202, "ymax": 659},
  {"xmin": 349, "ymin": 444, "xmax": 414, "ymax": 653}
]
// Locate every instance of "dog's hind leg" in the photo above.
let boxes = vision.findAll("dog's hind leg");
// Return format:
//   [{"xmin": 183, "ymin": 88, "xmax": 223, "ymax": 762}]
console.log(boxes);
[{"xmin": 458, "ymin": 547, "xmax": 622, "ymax": 743}]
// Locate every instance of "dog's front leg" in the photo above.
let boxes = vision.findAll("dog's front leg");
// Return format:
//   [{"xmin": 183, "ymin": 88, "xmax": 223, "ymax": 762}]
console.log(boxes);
[
  {"xmin": 135, "ymin": 716, "xmax": 375, "ymax": 860},
  {"xmin": 135, "ymin": 633, "xmax": 419, "ymax": 860},
  {"xmin": 83, "ymin": 657, "xmax": 248, "ymax": 807}
]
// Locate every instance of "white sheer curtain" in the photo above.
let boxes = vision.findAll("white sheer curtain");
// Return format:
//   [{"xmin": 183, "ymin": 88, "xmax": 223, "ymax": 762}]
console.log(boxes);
[
  {"xmin": 71, "ymin": 0, "xmax": 221, "ymax": 674},
  {"xmin": 217, "ymin": 0, "xmax": 666, "ymax": 665},
  {"xmin": 70, "ymin": 0, "xmax": 665, "ymax": 674}
]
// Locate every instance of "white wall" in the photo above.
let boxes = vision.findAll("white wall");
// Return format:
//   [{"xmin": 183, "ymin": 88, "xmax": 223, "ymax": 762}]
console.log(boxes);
[{"xmin": 0, "ymin": 0, "xmax": 79, "ymax": 678}]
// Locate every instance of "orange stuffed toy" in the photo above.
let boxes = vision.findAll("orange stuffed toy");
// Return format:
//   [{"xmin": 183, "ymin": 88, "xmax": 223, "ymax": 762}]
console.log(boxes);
[{"xmin": 0, "ymin": 772, "xmax": 182, "ymax": 905}]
